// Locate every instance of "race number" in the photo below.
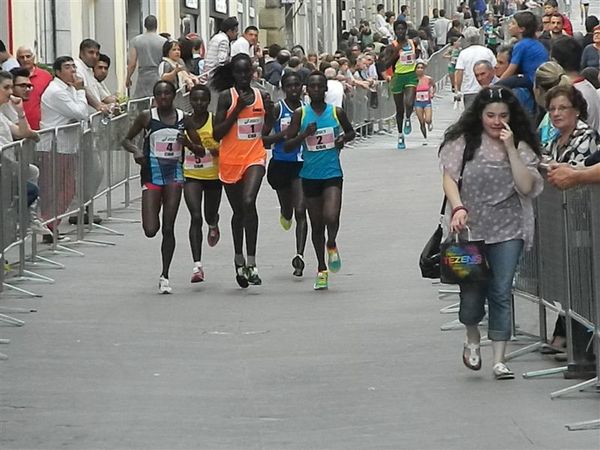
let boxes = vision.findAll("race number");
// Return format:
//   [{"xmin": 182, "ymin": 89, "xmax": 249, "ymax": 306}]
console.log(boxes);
[
  {"xmin": 305, "ymin": 127, "xmax": 336, "ymax": 152},
  {"xmin": 237, "ymin": 117, "xmax": 264, "ymax": 140}
]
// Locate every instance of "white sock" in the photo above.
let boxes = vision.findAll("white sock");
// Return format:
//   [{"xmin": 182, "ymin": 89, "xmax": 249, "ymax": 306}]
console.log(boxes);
[{"xmin": 194, "ymin": 261, "xmax": 202, "ymax": 268}]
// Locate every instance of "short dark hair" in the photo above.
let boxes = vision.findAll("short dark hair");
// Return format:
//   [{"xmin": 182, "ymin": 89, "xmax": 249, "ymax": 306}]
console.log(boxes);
[
  {"xmin": 268, "ymin": 44, "xmax": 282, "ymax": 58},
  {"xmin": 10, "ymin": 67, "xmax": 30, "ymax": 79},
  {"xmin": 0, "ymin": 40, "xmax": 6, "ymax": 53},
  {"xmin": 496, "ymin": 44, "xmax": 513, "ymax": 59},
  {"xmin": 53, "ymin": 56, "xmax": 74, "ymax": 72},
  {"xmin": 244, "ymin": 26, "xmax": 258, "ymax": 34},
  {"xmin": 0, "ymin": 70, "xmax": 12, "ymax": 83},
  {"xmin": 220, "ymin": 17, "xmax": 239, "ymax": 33},
  {"xmin": 585, "ymin": 15, "xmax": 600, "ymax": 33},
  {"xmin": 545, "ymin": 85, "xmax": 588, "ymax": 121},
  {"xmin": 377, "ymin": 4, "xmax": 384, "ymax": 12},
  {"xmin": 401, "ymin": 5, "xmax": 408, "ymax": 13},
  {"xmin": 98, "ymin": 53, "xmax": 111, "ymax": 67},
  {"xmin": 153, "ymin": 80, "xmax": 177, "ymax": 96},
  {"xmin": 440, "ymin": 9, "xmax": 446, "ymax": 17},
  {"xmin": 544, "ymin": 0, "xmax": 558, "ymax": 7},
  {"xmin": 281, "ymin": 70, "xmax": 301, "ymax": 87},
  {"xmin": 551, "ymin": 12, "xmax": 564, "ymax": 23},
  {"xmin": 513, "ymin": 11, "xmax": 539, "ymax": 38},
  {"xmin": 144, "ymin": 15, "xmax": 158, "ymax": 31},
  {"xmin": 581, "ymin": 67, "xmax": 600, "ymax": 89},
  {"xmin": 551, "ymin": 36, "xmax": 582, "ymax": 72},
  {"xmin": 79, "ymin": 39, "xmax": 100, "ymax": 52},
  {"xmin": 189, "ymin": 83, "xmax": 211, "ymax": 100},
  {"xmin": 162, "ymin": 40, "xmax": 179, "ymax": 57},
  {"xmin": 308, "ymin": 70, "xmax": 327, "ymax": 85}
]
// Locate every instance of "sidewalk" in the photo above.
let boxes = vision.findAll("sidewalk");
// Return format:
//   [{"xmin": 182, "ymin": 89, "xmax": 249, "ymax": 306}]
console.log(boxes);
[{"xmin": 0, "ymin": 87, "xmax": 598, "ymax": 449}]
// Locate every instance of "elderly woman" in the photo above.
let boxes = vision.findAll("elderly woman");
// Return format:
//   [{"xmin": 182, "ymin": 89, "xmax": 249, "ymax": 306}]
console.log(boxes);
[
  {"xmin": 545, "ymin": 85, "xmax": 600, "ymax": 166},
  {"xmin": 580, "ymin": 25, "xmax": 600, "ymax": 69},
  {"xmin": 439, "ymin": 86, "xmax": 544, "ymax": 380},
  {"xmin": 534, "ymin": 61, "xmax": 571, "ymax": 146},
  {"xmin": 158, "ymin": 40, "xmax": 198, "ymax": 91}
]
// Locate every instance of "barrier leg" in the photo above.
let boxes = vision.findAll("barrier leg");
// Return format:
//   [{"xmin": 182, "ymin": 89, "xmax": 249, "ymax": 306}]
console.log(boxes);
[
  {"xmin": 550, "ymin": 377, "xmax": 598, "ymax": 399},
  {"xmin": 0, "ymin": 313, "xmax": 24, "ymax": 327},
  {"xmin": 523, "ymin": 366, "xmax": 568, "ymax": 379},
  {"xmin": 566, "ymin": 419, "xmax": 600, "ymax": 431},
  {"xmin": 1, "ymin": 281, "xmax": 41, "ymax": 298}
]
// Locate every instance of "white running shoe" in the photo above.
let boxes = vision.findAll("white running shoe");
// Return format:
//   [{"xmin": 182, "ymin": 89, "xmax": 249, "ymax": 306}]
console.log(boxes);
[{"xmin": 158, "ymin": 276, "xmax": 172, "ymax": 294}]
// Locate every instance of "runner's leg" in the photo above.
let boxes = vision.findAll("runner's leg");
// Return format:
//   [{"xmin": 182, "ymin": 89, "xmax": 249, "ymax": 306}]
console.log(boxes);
[
  {"xmin": 415, "ymin": 107, "xmax": 426, "ymax": 138},
  {"xmin": 160, "ymin": 184, "xmax": 182, "ymax": 279},
  {"xmin": 184, "ymin": 180, "xmax": 204, "ymax": 263},
  {"xmin": 291, "ymin": 177, "xmax": 308, "ymax": 256},
  {"xmin": 276, "ymin": 186, "xmax": 294, "ymax": 222},
  {"xmin": 240, "ymin": 165, "xmax": 265, "ymax": 260},
  {"xmin": 425, "ymin": 105, "xmax": 433, "ymax": 131},
  {"xmin": 224, "ymin": 181, "xmax": 245, "ymax": 261},
  {"xmin": 404, "ymin": 86, "xmax": 416, "ymax": 122},
  {"xmin": 141, "ymin": 188, "xmax": 162, "ymax": 238},
  {"xmin": 322, "ymin": 183, "xmax": 342, "ymax": 250},
  {"xmin": 203, "ymin": 182, "xmax": 222, "ymax": 227},
  {"xmin": 305, "ymin": 193, "xmax": 326, "ymax": 272},
  {"xmin": 393, "ymin": 93, "xmax": 405, "ymax": 134}
]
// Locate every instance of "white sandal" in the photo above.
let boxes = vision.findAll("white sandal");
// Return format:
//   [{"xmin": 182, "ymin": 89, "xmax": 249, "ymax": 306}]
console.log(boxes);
[
  {"xmin": 493, "ymin": 362, "xmax": 515, "ymax": 380},
  {"xmin": 462, "ymin": 342, "xmax": 481, "ymax": 371}
]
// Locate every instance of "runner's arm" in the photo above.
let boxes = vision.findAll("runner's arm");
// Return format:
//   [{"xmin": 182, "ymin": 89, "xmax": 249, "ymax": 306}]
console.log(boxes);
[
  {"xmin": 182, "ymin": 115, "xmax": 205, "ymax": 157},
  {"xmin": 213, "ymin": 90, "xmax": 243, "ymax": 141},
  {"xmin": 122, "ymin": 110, "xmax": 150, "ymax": 162},
  {"xmin": 334, "ymin": 107, "xmax": 356, "ymax": 149},
  {"xmin": 261, "ymin": 91, "xmax": 275, "ymax": 138},
  {"xmin": 261, "ymin": 103, "xmax": 283, "ymax": 147},
  {"xmin": 283, "ymin": 108, "xmax": 313, "ymax": 152}
]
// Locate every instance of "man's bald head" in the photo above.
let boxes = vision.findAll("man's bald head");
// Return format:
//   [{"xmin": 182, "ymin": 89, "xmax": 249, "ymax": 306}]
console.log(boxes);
[{"xmin": 16, "ymin": 46, "xmax": 35, "ymax": 71}]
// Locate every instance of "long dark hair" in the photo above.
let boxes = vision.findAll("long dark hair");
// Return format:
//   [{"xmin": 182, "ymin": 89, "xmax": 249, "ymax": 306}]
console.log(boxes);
[
  {"xmin": 440, "ymin": 86, "xmax": 541, "ymax": 160},
  {"xmin": 210, "ymin": 53, "xmax": 252, "ymax": 92}
]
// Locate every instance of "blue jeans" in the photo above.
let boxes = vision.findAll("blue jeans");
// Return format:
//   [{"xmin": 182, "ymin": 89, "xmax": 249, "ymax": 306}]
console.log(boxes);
[
  {"xmin": 27, "ymin": 182, "xmax": 39, "ymax": 207},
  {"xmin": 458, "ymin": 239, "xmax": 524, "ymax": 341}
]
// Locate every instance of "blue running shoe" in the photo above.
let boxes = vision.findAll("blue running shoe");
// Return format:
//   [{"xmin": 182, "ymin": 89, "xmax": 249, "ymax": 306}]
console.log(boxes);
[
  {"xmin": 397, "ymin": 135, "xmax": 406, "ymax": 150},
  {"xmin": 403, "ymin": 118, "xmax": 412, "ymax": 135}
]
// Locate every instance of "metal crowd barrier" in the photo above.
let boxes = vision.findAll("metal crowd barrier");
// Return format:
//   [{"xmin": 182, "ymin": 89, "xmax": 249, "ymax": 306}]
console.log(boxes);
[{"xmin": 510, "ymin": 182, "xmax": 599, "ymax": 429}]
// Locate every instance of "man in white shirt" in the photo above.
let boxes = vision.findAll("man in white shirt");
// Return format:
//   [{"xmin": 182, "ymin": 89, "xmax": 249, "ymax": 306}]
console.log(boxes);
[
  {"xmin": 92, "ymin": 54, "xmax": 118, "ymax": 106},
  {"xmin": 73, "ymin": 39, "xmax": 107, "ymax": 114},
  {"xmin": 433, "ymin": 9, "xmax": 452, "ymax": 51},
  {"xmin": 324, "ymin": 68, "xmax": 344, "ymax": 108},
  {"xmin": 40, "ymin": 56, "xmax": 89, "ymax": 129},
  {"xmin": 230, "ymin": 26, "xmax": 259, "ymax": 60},
  {"xmin": 455, "ymin": 27, "xmax": 496, "ymax": 109},
  {"xmin": 202, "ymin": 17, "xmax": 239, "ymax": 81},
  {"xmin": 374, "ymin": 4, "xmax": 387, "ymax": 32},
  {"xmin": 0, "ymin": 40, "xmax": 19, "ymax": 72}
]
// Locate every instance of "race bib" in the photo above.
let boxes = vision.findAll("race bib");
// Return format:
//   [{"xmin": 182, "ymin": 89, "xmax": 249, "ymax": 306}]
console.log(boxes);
[
  {"xmin": 305, "ymin": 127, "xmax": 336, "ymax": 152},
  {"xmin": 398, "ymin": 48, "xmax": 415, "ymax": 66},
  {"xmin": 280, "ymin": 116, "xmax": 291, "ymax": 131},
  {"xmin": 184, "ymin": 151, "xmax": 213, "ymax": 170},
  {"xmin": 237, "ymin": 117, "xmax": 263, "ymax": 140},
  {"xmin": 154, "ymin": 135, "xmax": 181, "ymax": 159},
  {"xmin": 416, "ymin": 91, "xmax": 430, "ymax": 102}
]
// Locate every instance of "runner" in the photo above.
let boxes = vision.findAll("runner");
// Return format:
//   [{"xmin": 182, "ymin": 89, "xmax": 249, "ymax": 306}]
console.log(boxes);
[
  {"xmin": 182, "ymin": 84, "xmax": 222, "ymax": 283},
  {"xmin": 414, "ymin": 60, "xmax": 435, "ymax": 144},
  {"xmin": 212, "ymin": 53, "xmax": 274, "ymax": 288},
  {"xmin": 122, "ymin": 80, "xmax": 195, "ymax": 294},
  {"xmin": 284, "ymin": 72, "xmax": 356, "ymax": 290},
  {"xmin": 383, "ymin": 19, "xmax": 420, "ymax": 150},
  {"xmin": 262, "ymin": 71, "xmax": 308, "ymax": 277}
]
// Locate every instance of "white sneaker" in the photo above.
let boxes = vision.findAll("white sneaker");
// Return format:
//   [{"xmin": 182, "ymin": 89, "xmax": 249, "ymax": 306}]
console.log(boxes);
[{"xmin": 158, "ymin": 276, "xmax": 172, "ymax": 294}]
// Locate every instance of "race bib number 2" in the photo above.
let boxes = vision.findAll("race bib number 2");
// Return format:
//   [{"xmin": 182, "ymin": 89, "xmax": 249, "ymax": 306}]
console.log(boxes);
[
  {"xmin": 237, "ymin": 117, "xmax": 263, "ymax": 140},
  {"xmin": 305, "ymin": 127, "xmax": 336, "ymax": 152},
  {"xmin": 154, "ymin": 136, "xmax": 181, "ymax": 159}
]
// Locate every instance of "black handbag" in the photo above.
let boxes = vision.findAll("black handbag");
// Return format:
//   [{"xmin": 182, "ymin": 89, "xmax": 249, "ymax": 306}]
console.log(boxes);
[
  {"xmin": 419, "ymin": 147, "xmax": 468, "ymax": 279},
  {"xmin": 440, "ymin": 228, "xmax": 491, "ymax": 284}
]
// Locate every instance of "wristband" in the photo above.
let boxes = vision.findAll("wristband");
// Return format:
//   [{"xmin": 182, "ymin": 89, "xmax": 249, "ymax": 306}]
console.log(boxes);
[{"xmin": 451, "ymin": 205, "xmax": 468, "ymax": 217}]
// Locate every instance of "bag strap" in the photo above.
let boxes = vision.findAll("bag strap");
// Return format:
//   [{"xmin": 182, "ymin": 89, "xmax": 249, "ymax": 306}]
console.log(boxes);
[{"xmin": 439, "ymin": 144, "xmax": 468, "ymax": 216}]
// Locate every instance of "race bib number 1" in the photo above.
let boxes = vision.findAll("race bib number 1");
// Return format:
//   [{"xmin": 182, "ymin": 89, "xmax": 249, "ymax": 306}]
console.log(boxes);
[
  {"xmin": 305, "ymin": 127, "xmax": 336, "ymax": 152},
  {"xmin": 237, "ymin": 117, "xmax": 263, "ymax": 140},
  {"xmin": 154, "ymin": 135, "xmax": 181, "ymax": 159}
]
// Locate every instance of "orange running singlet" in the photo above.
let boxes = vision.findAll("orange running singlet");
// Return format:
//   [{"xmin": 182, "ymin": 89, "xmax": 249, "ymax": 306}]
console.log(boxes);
[{"xmin": 219, "ymin": 87, "xmax": 267, "ymax": 184}]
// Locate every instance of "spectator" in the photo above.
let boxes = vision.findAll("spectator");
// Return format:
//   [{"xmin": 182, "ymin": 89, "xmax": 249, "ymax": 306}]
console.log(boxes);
[
  {"xmin": 473, "ymin": 60, "xmax": 498, "ymax": 87},
  {"xmin": 455, "ymin": 27, "xmax": 497, "ymax": 109},
  {"xmin": 495, "ymin": 45, "xmax": 536, "ymax": 115},
  {"xmin": 231, "ymin": 26, "xmax": 259, "ymax": 59},
  {"xmin": 372, "ymin": 33, "xmax": 386, "ymax": 54},
  {"xmin": 0, "ymin": 40, "xmax": 19, "ymax": 72},
  {"xmin": 324, "ymin": 67, "xmax": 345, "ymax": 108},
  {"xmin": 74, "ymin": 39, "xmax": 108, "ymax": 114},
  {"xmin": 447, "ymin": 19, "xmax": 464, "ymax": 44},
  {"xmin": 539, "ymin": 13, "xmax": 553, "ymax": 51},
  {"xmin": 375, "ymin": 4, "xmax": 387, "ymax": 33},
  {"xmin": 359, "ymin": 21, "xmax": 374, "ymax": 50},
  {"xmin": 349, "ymin": 44, "xmax": 362, "ymax": 64},
  {"xmin": 15, "ymin": 46, "xmax": 52, "ymax": 130},
  {"xmin": 384, "ymin": 11, "xmax": 397, "ymax": 40},
  {"xmin": 418, "ymin": 16, "xmax": 435, "ymax": 50},
  {"xmin": 287, "ymin": 56, "xmax": 311, "ymax": 85},
  {"xmin": 582, "ymin": 16, "xmax": 599, "ymax": 48},
  {"xmin": 498, "ymin": 11, "xmax": 549, "ymax": 89},
  {"xmin": 434, "ymin": 9, "xmax": 452, "ymax": 51},
  {"xmin": 581, "ymin": 67, "xmax": 600, "ymax": 89},
  {"xmin": 549, "ymin": 12, "xmax": 566, "ymax": 41},
  {"xmin": 338, "ymin": 31, "xmax": 351, "ymax": 55},
  {"xmin": 581, "ymin": 25, "xmax": 600, "ymax": 69},
  {"xmin": 159, "ymin": 40, "xmax": 198, "ymax": 91},
  {"xmin": 203, "ymin": 16, "xmax": 239, "ymax": 80},
  {"xmin": 188, "ymin": 34, "xmax": 205, "ymax": 76},
  {"xmin": 551, "ymin": 36, "xmax": 600, "ymax": 132},
  {"xmin": 534, "ymin": 61, "xmax": 569, "ymax": 146},
  {"xmin": 93, "ymin": 54, "xmax": 118, "ymax": 105},
  {"xmin": 126, "ymin": 15, "xmax": 166, "ymax": 99},
  {"xmin": 0, "ymin": 70, "xmax": 37, "ymax": 143},
  {"xmin": 265, "ymin": 49, "xmax": 290, "ymax": 87},
  {"xmin": 444, "ymin": 37, "xmax": 462, "ymax": 92},
  {"xmin": 398, "ymin": 5, "xmax": 409, "ymax": 22},
  {"xmin": 543, "ymin": 0, "xmax": 573, "ymax": 36}
]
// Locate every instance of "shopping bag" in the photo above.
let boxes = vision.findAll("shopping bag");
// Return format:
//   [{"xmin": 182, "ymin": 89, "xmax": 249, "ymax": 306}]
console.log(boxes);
[{"xmin": 440, "ymin": 229, "xmax": 491, "ymax": 284}]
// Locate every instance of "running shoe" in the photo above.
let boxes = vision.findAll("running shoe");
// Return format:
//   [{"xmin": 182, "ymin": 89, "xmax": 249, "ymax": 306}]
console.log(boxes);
[
  {"xmin": 207, "ymin": 225, "xmax": 220, "ymax": 247},
  {"xmin": 397, "ymin": 135, "xmax": 406, "ymax": 150},
  {"xmin": 327, "ymin": 247, "xmax": 341, "ymax": 273},
  {"xmin": 280, "ymin": 214, "xmax": 292, "ymax": 231},
  {"xmin": 403, "ymin": 118, "xmax": 412, "ymax": 135},
  {"xmin": 292, "ymin": 254, "xmax": 305, "ymax": 277},
  {"xmin": 428, "ymin": 122, "xmax": 433, "ymax": 132},
  {"xmin": 191, "ymin": 265, "xmax": 205, "ymax": 283},
  {"xmin": 246, "ymin": 265, "xmax": 262, "ymax": 285},
  {"xmin": 235, "ymin": 264, "xmax": 249, "ymax": 288},
  {"xmin": 314, "ymin": 271, "xmax": 329, "ymax": 290},
  {"xmin": 158, "ymin": 276, "xmax": 172, "ymax": 294}
]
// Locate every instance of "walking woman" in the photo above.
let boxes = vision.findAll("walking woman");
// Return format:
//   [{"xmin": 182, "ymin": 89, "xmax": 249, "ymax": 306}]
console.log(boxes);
[
  {"xmin": 284, "ymin": 72, "xmax": 355, "ymax": 290},
  {"xmin": 263, "ymin": 72, "xmax": 308, "ymax": 277},
  {"xmin": 439, "ymin": 86, "xmax": 544, "ymax": 379},
  {"xmin": 383, "ymin": 19, "xmax": 420, "ymax": 150},
  {"xmin": 212, "ymin": 53, "xmax": 274, "ymax": 288},
  {"xmin": 182, "ymin": 84, "xmax": 222, "ymax": 284},
  {"xmin": 122, "ymin": 80, "xmax": 195, "ymax": 293}
]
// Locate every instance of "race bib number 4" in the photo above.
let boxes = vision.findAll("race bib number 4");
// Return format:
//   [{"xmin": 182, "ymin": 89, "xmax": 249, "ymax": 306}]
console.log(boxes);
[
  {"xmin": 305, "ymin": 127, "xmax": 336, "ymax": 152},
  {"xmin": 154, "ymin": 135, "xmax": 181, "ymax": 159},
  {"xmin": 184, "ymin": 151, "xmax": 213, "ymax": 170},
  {"xmin": 237, "ymin": 117, "xmax": 263, "ymax": 140}
]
